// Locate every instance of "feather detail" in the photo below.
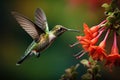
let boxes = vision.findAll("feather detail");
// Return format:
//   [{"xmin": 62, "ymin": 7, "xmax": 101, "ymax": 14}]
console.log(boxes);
[
  {"xmin": 35, "ymin": 8, "xmax": 49, "ymax": 32},
  {"xmin": 12, "ymin": 11, "xmax": 45, "ymax": 39}
]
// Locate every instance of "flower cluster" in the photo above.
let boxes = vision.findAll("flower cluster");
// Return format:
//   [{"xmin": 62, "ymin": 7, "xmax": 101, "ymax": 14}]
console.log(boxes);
[
  {"xmin": 75, "ymin": 20, "xmax": 120, "ymax": 70},
  {"xmin": 60, "ymin": 1, "xmax": 120, "ymax": 80}
]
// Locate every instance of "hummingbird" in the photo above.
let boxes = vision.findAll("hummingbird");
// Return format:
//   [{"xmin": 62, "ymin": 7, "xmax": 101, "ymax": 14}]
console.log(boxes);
[{"xmin": 12, "ymin": 8, "xmax": 79, "ymax": 65}]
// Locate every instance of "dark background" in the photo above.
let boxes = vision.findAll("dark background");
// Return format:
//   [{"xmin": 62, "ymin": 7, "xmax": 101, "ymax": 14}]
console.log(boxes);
[{"xmin": 0, "ymin": 0, "xmax": 120, "ymax": 80}]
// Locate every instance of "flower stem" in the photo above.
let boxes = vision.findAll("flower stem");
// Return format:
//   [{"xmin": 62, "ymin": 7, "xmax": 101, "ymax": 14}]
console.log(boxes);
[
  {"xmin": 103, "ymin": 29, "xmax": 110, "ymax": 42},
  {"xmin": 113, "ymin": 31, "xmax": 117, "ymax": 48},
  {"xmin": 98, "ymin": 20, "xmax": 107, "ymax": 27},
  {"xmin": 99, "ymin": 29, "xmax": 110, "ymax": 48},
  {"xmin": 111, "ymin": 31, "xmax": 119, "ymax": 54},
  {"xmin": 97, "ymin": 27, "xmax": 105, "ymax": 38}
]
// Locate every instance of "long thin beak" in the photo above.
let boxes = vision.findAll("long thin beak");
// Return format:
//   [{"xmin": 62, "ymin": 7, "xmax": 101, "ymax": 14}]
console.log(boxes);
[{"xmin": 66, "ymin": 28, "xmax": 80, "ymax": 32}]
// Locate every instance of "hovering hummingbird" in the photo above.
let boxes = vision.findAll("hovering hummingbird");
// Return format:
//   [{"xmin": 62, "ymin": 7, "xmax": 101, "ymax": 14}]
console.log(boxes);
[{"xmin": 12, "ymin": 8, "xmax": 79, "ymax": 65}]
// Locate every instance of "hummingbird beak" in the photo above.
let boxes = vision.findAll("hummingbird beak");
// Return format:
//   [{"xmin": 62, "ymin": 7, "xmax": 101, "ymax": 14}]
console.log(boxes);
[{"xmin": 66, "ymin": 28, "xmax": 80, "ymax": 32}]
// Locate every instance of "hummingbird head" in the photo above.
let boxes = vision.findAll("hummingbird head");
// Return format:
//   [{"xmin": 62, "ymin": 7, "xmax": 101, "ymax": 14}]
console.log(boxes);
[{"xmin": 52, "ymin": 25, "xmax": 79, "ymax": 36}]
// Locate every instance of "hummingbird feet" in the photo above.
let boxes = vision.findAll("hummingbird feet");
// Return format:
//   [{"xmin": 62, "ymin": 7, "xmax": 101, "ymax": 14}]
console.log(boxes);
[{"xmin": 31, "ymin": 50, "xmax": 40, "ymax": 58}]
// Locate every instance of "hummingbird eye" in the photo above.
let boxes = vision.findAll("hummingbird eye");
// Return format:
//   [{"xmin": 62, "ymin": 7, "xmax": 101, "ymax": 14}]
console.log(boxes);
[
  {"xmin": 58, "ymin": 28, "xmax": 64, "ymax": 32},
  {"xmin": 59, "ymin": 28, "xmax": 63, "ymax": 31}
]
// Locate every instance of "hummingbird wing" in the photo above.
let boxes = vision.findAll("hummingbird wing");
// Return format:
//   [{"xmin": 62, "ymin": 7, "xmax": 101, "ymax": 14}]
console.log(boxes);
[
  {"xmin": 12, "ymin": 11, "xmax": 45, "ymax": 40},
  {"xmin": 35, "ymin": 8, "xmax": 49, "ymax": 32}
]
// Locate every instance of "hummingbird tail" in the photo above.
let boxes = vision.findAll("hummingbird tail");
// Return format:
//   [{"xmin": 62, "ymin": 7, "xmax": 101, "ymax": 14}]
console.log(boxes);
[
  {"xmin": 16, "ymin": 52, "xmax": 31, "ymax": 66},
  {"xmin": 16, "ymin": 41, "xmax": 37, "ymax": 66}
]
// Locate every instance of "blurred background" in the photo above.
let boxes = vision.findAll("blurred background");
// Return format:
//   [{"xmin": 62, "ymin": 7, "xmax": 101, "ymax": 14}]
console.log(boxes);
[{"xmin": 1, "ymin": 0, "xmax": 120, "ymax": 80}]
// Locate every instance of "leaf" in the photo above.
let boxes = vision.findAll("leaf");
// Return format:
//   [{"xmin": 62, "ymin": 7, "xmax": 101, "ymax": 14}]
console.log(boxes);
[
  {"xmin": 80, "ymin": 59, "xmax": 90, "ymax": 67},
  {"xmin": 92, "ymin": 65, "xmax": 100, "ymax": 75},
  {"xmin": 81, "ymin": 73, "xmax": 92, "ymax": 80},
  {"xmin": 60, "ymin": 64, "xmax": 79, "ymax": 80},
  {"xmin": 89, "ymin": 57, "xmax": 97, "ymax": 66},
  {"xmin": 102, "ymin": 3, "xmax": 109, "ymax": 10}
]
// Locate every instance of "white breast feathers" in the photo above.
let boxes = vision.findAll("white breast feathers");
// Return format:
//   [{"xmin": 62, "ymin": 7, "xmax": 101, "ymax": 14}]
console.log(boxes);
[{"xmin": 48, "ymin": 32, "xmax": 56, "ymax": 42}]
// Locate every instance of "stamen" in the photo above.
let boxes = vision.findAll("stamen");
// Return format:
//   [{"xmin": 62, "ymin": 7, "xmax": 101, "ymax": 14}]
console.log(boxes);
[
  {"xmin": 70, "ymin": 41, "xmax": 79, "ymax": 47},
  {"xmin": 76, "ymin": 51, "xmax": 87, "ymax": 59},
  {"xmin": 74, "ymin": 50, "xmax": 84, "ymax": 57}
]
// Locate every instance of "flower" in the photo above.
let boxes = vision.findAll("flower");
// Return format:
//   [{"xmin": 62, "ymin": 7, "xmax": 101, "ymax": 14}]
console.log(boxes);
[
  {"xmin": 76, "ymin": 23, "xmax": 100, "ymax": 52},
  {"xmin": 74, "ymin": 18, "xmax": 120, "ymax": 71},
  {"xmin": 71, "ymin": 0, "xmax": 120, "ymax": 72},
  {"xmin": 75, "ymin": 20, "xmax": 108, "ymax": 59},
  {"xmin": 105, "ymin": 54, "xmax": 120, "ymax": 70},
  {"xmin": 105, "ymin": 32, "xmax": 120, "ymax": 70},
  {"xmin": 89, "ymin": 29, "xmax": 110, "ymax": 61},
  {"xmin": 74, "ymin": 19, "xmax": 115, "ymax": 62},
  {"xmin": 89, "ymin": 42, "xmax": 107, "ymax": 61},
  {"xmin": 74, "ymin": 15, "xmax": 120, "ymax": 71}
]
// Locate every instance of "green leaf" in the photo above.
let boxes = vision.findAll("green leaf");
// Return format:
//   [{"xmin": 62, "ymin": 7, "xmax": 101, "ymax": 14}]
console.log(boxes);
[
  {"xmin": 93, "ymin": 66, "xmax": 99, "ymax": 75},
  {"xmin": 81, "ymin": 73, "xmax": 92, "ymax": 80},
  {"xmin": 60, "ymin": 64, "xmax": 79, "ymax": 80},
  {"xmin": 102, "ymin": 3, "xmax": 109, "ymax": 9},
  {"xmin": 89, "ymin": 57, "xmax": 97, "ymax": 65},
  {"xmin": 80, "ymin": 59, "xmax": 90, "ymax": 67}
]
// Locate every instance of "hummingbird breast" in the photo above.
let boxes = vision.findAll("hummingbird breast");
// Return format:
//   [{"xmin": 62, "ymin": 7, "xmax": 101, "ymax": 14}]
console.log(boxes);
[
  {"xmin": 48, "ymin": 32, "xmax": 56, "ymax": 42},
  {"xmin": 35, "ymin": 33, "xmax": 56, "ymax": 52}
]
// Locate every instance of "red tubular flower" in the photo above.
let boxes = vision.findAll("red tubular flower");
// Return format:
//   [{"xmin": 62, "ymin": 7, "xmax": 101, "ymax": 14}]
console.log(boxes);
[
  {"xmin": 76, "ymin": 23, "xmax": 100, "ymax": 51},
  {"xmin": 76, "ymin": 21, "xmax": 110, "ymax": 60},
  {"xmin": 105, "ymin": 32, "xmax": 120, "ymax": 70},
  {"xmin": 89, "ymin": 29, "xmax": 110, "ymax": 61},
  {"xmin": 90, "ymin": 27, "xmax": 104, "ymax": 45},
  {"xmin": 89, "ymin": 45, "xmax": 107, "ymax": 61},
  {"xmin": 74, "ymin": 19, "xmax": 120, "ymax": 71}
]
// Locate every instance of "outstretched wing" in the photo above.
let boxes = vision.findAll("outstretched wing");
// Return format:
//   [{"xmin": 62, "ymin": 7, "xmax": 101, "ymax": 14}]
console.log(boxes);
[
  {"xmin": 35, "ymin": 8, "xmax": 49, "ymax": 32},
  {"xmin": 12, "ymin": 11, "xmax": 45, "ymax": 40}
]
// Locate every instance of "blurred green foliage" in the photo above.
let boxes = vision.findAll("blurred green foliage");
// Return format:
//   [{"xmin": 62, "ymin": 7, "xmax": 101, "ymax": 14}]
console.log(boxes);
[{"xmin": 1, "ymin": 0, "xmax": 119, "ymax": 80}]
